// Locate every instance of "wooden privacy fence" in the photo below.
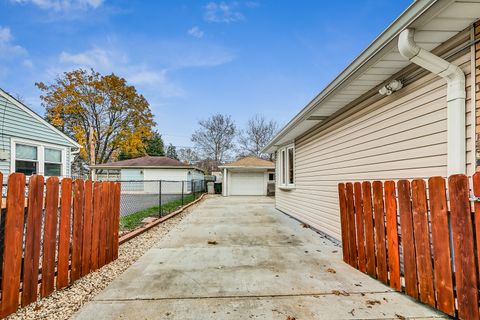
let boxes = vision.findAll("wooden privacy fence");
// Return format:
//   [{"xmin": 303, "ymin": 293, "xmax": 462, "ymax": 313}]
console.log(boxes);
[
  {"xmin": 0, "ymin": 173, "xmax": 121, "ymax": 319},
  {"xmin": 338, "ymin": 173, "xmax": 480, "ymax": 319}
]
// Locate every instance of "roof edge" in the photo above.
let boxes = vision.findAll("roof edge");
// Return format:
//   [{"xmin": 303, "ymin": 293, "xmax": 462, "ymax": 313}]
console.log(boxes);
[
  {"xmin": 218, "ymin": 165, "xmax": 275, "ymax": 169},
  {"xmin": 91, "ymin": 165, "xmax": 205, "ymax": 171},
  {"xmin": 0, "ymin": 88, "xmax": 81, "ymax": 149}
]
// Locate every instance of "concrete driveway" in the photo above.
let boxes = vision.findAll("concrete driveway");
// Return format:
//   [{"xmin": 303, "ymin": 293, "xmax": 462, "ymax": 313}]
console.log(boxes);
[{"xmin": 74, "ymin": 196, "xmax": 444, "ymax": 319}]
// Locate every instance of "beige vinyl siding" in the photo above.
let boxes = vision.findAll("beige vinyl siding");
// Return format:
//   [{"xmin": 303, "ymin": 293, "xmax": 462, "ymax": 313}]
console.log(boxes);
[{"xmin": 276, "ymin": 51, "xmax": 473, "ymax": 241}]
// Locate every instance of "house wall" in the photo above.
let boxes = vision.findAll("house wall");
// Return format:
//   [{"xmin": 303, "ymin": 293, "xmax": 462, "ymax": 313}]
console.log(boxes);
[
  {"xmin": 144, "ymin": 168, "xmax": 188, "ymax": 181},
  {"xmin": 0, "ymin": 94, "xmax": 76, "ymax": 178},
  {"xmin": 276, "ymin": 50, "xmax": 474, "ymax": 241},
  {"xmin": 192, "ymin": 169, "xmax": 205, "ymax": 181},
  {"xmin": 475, "ymin": 21, "xmax": 480, "ymax": 162}
]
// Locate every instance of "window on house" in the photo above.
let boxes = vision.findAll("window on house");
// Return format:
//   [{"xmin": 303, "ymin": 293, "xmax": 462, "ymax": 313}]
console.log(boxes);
[
  {"xmin": 15, "ymin": 144, "xmax": 38, "ymax": 175},
  {"xmin": 268, "ymin": 173, "xmax": 275, "ymax": 181},
  {"xmin": 45, "ymin": 148, "xmax": 62, "ymax": 176},
  {"xmin": 279, "ymin": 144, "xmax": 295, "ymax": 186},
  {"xmin": 287, "ymin": 147, "xmax": 294, "ymax": 185}
]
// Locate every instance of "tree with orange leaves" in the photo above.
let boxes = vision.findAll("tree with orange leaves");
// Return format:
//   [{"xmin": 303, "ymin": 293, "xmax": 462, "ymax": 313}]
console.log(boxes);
[{"xmin": 36, "ymin": 68, "xmax": 155, "ymax": 165}]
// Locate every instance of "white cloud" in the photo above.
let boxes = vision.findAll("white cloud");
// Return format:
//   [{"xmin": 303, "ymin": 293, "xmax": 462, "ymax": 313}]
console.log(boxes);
[
  {"xmin": 23, "ymin": 59, "xmax": 34, "ymax": 68},
  {"xmin": 0, "ymin": 26, "xmax": 27, "ymax": 59},
  {"xmin": 0, "ymin": 27, "xmax": 12, "ymax": 43},
  {"xmin": 56, "ymin": 47, "xmax": 184, "ymax": 97},
  {"xmin": 11, "ymin": 0, "xmax": 103, "ymax": 12},
  {"xmin": 204, "ymin": 2, "xmax": 244, "ymax": 23},
  {"xmin": 128, "ymin": 70, "xmax": 163, "ymax": 85},
  {"xmin": 59, "ymin": 47, "xmax": 125, "ymax": 70},
  {"xmin": 245, "ymin": 1, "xmax": 259, "ymax": 8},
  {"xmin": 187, "ymin": 26, "xmax": 204, "ymax": 38},
  {"xmin": 146, "ymin": 41, "xmax": 235, "ymax": 69},
  {"xmin": 129, "ymin": 70, "xmax": 184, "ymax": 97}
]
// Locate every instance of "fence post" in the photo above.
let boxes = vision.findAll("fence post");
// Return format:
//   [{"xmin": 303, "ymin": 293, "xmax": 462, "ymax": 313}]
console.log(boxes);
[
  {"xmin": 181, "ymin": 181, "xmax": 184, "ymax": 206},
  {"xmin": 159, "ymin": 180, "xmax": 162, "ymax": 217},
  {"xmin": 191, "ymin": 180, "xmax": 194, "ymax": 200}
]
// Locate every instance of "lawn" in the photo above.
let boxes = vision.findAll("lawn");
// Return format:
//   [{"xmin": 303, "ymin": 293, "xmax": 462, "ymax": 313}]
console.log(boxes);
[{"xmin": 120, "ymin": 194, "xmax": 197, "ymax": 231}]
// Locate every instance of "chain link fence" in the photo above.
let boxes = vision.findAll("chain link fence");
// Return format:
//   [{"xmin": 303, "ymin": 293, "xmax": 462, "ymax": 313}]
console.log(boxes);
[{"xmin": 114, "ymin": 179, "xmax": 206, "ymax": 231}]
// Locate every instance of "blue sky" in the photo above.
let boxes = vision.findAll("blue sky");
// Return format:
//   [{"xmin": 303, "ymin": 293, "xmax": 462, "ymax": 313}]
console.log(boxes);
[{"xmin": 0, "ymin": 0, "xmax": 411, "ymax": 147}]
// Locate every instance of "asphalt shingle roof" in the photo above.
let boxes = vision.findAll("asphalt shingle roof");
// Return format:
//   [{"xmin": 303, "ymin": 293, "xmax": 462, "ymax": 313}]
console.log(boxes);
[{"xmin": 92, "ymin": 156, "xmax": 190, "ymax": 168}]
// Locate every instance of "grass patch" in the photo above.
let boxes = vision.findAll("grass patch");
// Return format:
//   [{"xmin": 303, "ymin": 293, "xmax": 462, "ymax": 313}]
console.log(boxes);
[{"xmin": 120, "ymin": 194, "xmax": 198, "ymax": 231}]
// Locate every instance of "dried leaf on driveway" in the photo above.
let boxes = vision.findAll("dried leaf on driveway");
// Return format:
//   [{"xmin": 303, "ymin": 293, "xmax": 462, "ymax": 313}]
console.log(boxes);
[
  {"xmin": 332, "ymin": 290, "xmax": 350, "ymax": 296},
  {"xmin": 366, "ymin": 299, "xmax": 381, "ymax": 306},
  {"xmin": 326, "ymin": 268, "xmax": 336, "ymax": 273},
  {"xmin": 207, "ymin": 240, "xmax": 218, "ymax": 245}
]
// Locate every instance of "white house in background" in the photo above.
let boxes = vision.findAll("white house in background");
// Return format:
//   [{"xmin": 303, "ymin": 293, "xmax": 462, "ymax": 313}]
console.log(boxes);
[
  {"xmin": 219, "ymin": 156, "xmax": 275, "ymax": 196},
  {"xmin": 0, "ymin": 88, "xmax": 81, "ymax": 180},
  {"xmin": 262, "ymin": 0, "xmax": 480, "ymax": 241},
  {"xmin": 90, "ymin": 155, "xmax": 205, "ymax": 194}
]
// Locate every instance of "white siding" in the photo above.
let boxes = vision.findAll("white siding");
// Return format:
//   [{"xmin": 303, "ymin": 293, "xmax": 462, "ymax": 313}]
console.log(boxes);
[
  {"xmin": 144, "ymin": 168, "xmax": 187, "ymax": 181},
  {"xmin": 276, "ymin": 52, "xmax": 473, "ymax": 241}
]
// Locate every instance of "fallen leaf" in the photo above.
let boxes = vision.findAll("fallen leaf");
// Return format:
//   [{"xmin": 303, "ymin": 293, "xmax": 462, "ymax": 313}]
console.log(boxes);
[
  {"xmin": 207, "ymin": 240, "xmax": 218, "ymax": 245},
  {"xmin": 286, "ymin": 316, "xmax": 296, "ymax": 320},
  {"xmin": 326, "ymin": 268, "xmax": 336, "ymax": 273},
  {"xmin": 395, "ymin": 314, "xmax": 406, "ymax": 320},
  {"xmin": 349, "ymin": 309, "xmax": 355, "ymax": 316},
  {"xmin": 33, "ymin": 304, "xmax": 42, "ymax": 311},
  {"xmin": 332, "ymin": 290, "xmax": 350, "ymax": 296},
  {"xmin": 366, "ymin": 299, "xmax": 381, "ymax": 306},
  {"xmin": 302, "ymin": 223, "xmax": 310, "ymax": 228}
]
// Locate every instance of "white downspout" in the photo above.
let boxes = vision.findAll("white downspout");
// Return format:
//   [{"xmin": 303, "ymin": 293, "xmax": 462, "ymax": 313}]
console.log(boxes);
[
  {"xmin": 398, "ymin": 28, "xmax": 466, "ymax": 176},
  {"xmin": 223, "ymin": 168, "xmax": 227, "ymax": 196}
]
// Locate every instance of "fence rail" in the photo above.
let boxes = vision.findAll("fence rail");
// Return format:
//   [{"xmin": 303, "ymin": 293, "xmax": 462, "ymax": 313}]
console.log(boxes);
[
  {"xmin": 0, "ymin": 173, "xmax": 120, "ymax": 319},
  {"xmin": 338, "ymin": 173, "xmax": 480, "ymax": 319}
]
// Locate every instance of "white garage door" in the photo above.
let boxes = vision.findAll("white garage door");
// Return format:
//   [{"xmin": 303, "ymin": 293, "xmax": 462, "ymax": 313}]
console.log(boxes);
[{"xmin": 230, "ymin": 172, "xmax": 264, "ymax": 196}]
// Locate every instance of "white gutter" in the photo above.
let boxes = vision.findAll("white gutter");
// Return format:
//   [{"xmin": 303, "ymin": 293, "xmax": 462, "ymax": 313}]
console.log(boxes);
[{"xmin": 398, "ymin": 28, "xmax": 466, "ymax": 176}]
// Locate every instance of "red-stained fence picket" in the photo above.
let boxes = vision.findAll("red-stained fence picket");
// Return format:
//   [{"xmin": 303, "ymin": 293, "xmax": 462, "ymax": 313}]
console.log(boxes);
[
  {"xmin": 0, "ymin": 173, "xmax": 121, "ymax": 319},
  {"xmin": 338, "ymin": 174, "xmax": 480, "ymax": 319}
]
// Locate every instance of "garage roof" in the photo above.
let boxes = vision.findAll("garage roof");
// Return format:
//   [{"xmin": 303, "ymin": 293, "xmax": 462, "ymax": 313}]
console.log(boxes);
[
  {"xmin": 91, "ymin": 155, "xmax": 203, "ymax": 171},
  {"xmin": 219, "ymin": 156, "xmax": 275, "ymax": 169},
  {"xmin": 263, "ymin": 0, "xmax": 480, "ymax": 153}
]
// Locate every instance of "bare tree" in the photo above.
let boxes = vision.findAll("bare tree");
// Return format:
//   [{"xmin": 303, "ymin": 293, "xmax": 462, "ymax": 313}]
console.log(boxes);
[
  {"xmin": 191, "ymin": 114, "xmax": 236, "ymax": 163},
  {"xmin": 238, "ymin": 114, "xmax": 278, "ymax": 159},
  {"xmin": 177, "ymin": 147, "xmax": 199, "ymax": 164}
]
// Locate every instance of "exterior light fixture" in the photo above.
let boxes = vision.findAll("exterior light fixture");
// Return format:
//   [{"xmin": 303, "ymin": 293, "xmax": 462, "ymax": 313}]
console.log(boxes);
[{"xmin": 379, "ymin": 80, "xmax": 403, "ymax": 96}]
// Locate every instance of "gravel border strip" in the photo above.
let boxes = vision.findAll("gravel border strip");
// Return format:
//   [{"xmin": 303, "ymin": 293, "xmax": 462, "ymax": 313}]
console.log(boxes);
[
  {"xmin": 6, "ymin": 196, "xmax": 207, "ymax": 320},
  {"xmin": 119, "ymin": 193, "xmax": 207, "ymax": 244}
]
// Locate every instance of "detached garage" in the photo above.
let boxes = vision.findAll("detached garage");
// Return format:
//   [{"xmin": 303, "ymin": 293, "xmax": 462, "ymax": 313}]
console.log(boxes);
[{"xmin": 220, "ymin": 156, "xmax": 275, "ymax": 196}]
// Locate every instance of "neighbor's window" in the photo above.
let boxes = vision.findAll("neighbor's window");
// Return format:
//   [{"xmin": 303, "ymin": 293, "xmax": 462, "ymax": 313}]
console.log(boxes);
[
  {"xmin": 44, "ymin": 148, "xmax": 62, "ymax": 176},
  {"xmin": 268, "ymin": 173, "xmax": 275, "ymax": 181},
  {"xmin": 15, "ymin": 144, "xmax": 38, "ymax": 175},
  {"xmin": 279, "ymin": 144, "xmax": 295, "ymax": 187}
]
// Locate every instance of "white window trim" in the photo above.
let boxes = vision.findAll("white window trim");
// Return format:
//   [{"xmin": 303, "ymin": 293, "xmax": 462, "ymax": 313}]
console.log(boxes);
[
  {"xmin": 11, "ymin": 137, "xmax": 67, "ymax": 177},
  {"xmin": 278, "ymin": 143, "xmax": 295, "ymax": 189}
]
